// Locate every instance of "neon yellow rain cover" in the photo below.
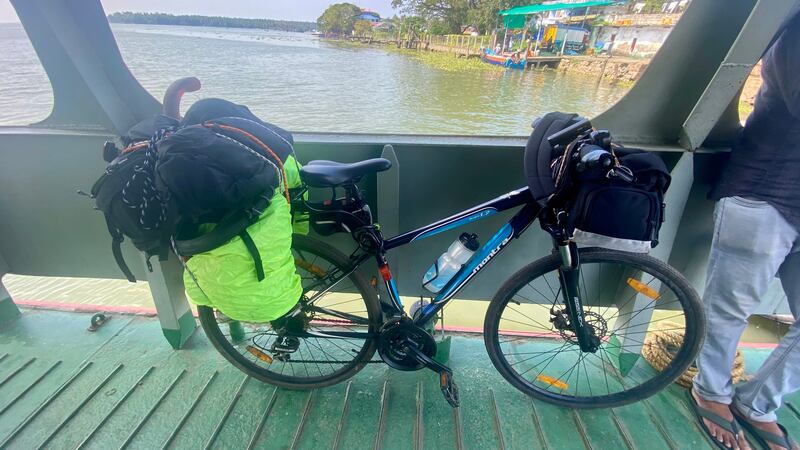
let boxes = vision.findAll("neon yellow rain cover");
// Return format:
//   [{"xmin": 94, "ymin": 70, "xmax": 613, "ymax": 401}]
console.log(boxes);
[{"xmin": 183, "ymin": 157, "xmax": 304, "ymax": 322}]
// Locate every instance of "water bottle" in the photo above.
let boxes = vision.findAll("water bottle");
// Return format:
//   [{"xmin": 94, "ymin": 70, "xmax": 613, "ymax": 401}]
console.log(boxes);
[{"xmin": 422, "ymin": 233, "xmax": 480, "ymax": 293}]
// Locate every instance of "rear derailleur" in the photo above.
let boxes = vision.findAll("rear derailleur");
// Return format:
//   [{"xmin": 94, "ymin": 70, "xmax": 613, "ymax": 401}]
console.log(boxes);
[{"xmin": 268, "ymin": 310, "xmax": 309, "ymax": 361}]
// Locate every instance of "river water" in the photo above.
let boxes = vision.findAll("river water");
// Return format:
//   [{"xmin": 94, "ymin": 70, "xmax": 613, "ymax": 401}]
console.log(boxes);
[{"xmin": 0, "ymin": 23, "xmax": 629, "ymax": 135}]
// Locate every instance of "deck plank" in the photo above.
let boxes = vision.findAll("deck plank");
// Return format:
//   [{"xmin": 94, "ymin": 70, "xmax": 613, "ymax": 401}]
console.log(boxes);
[{"xmin": 0, "ymin": 308, "xmax": 783, "ymax": 449}]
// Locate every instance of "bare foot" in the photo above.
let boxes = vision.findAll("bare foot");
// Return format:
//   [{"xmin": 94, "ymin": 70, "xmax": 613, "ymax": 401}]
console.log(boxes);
[
  {"xmin": 693, "ymin": 390, "xmax": 752, "ymax": 450},
  {"xmin": 733, "ymin": 413, "xmax": 798, "ymax": 450}
]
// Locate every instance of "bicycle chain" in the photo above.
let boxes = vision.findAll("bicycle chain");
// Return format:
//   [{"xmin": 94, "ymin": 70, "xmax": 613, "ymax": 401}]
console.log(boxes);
[{"xmin": 262, "ymin": 316, "xmax": 382, "ymax": 364}]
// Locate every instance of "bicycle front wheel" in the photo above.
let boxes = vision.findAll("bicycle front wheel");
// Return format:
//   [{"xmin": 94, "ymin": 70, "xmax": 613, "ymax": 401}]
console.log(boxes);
[
  {"xmin": 484, "ymin": 248, "xmax": 705, "ymax": 408},
  {"xmin": 198, "ymin": 234, "xmax": 381, "ymax": 389}
]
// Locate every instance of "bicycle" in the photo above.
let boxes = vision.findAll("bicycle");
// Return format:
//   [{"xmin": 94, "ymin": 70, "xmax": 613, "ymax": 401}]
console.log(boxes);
[{"xmin": 197, "ymin": 120, "xmax": 705, "ymax": 409}]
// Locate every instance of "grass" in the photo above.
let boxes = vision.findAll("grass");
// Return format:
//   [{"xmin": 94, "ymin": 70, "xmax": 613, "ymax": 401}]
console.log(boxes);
[
  {"xmin": 322, "ymin": 36, "xmax": 503, "ymax": 73},
  {"xmin": 739, "ymin": 101, "xmax": 754, "ymax": 122},
  {"xmin": 398, "ymin": 48, "xmax": 503, "ymax": 73}
]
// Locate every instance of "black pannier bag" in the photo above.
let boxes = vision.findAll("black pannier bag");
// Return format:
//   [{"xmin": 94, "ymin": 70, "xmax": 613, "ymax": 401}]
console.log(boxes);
[
  {"xmin": 565, "ymin": 148, "xmax": 670, "ymax": 252},
  {"xmin": 524, "ymin": 112, "xmax": 671, "ymax": 253}
]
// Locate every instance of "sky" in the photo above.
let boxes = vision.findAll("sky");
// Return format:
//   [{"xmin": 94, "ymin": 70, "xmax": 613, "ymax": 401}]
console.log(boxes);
[{"xmin": 0, "ymin": 0, "xmax": 397, "ymax": 23}]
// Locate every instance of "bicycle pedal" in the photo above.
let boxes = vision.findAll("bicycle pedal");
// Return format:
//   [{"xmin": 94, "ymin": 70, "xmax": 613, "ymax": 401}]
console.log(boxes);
[{"xmin": 439, "ymin": 372, "xmax": 460, "ymax": 408}]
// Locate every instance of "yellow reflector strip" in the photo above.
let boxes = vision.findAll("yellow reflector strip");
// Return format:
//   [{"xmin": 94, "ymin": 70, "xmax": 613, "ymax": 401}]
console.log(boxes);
[
  {"xmin": 627, "ymin": 278, "xmax": 660, "ymax": 300},
  {"xmin": 536, "ymin": 374, "xmax": 569, "ymax": 390},
  {"xmin": 294, "ymin": 258, "xmax": 327, "ymax": 278},
  {"xmin": 246, "ymin": 345, "xmax": 273, "ymax": 364}
]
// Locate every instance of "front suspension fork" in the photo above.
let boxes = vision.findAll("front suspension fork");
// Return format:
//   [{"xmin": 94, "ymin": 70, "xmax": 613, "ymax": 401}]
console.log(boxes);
[{"xmin": 557, "ymin": 242, "xmax": 598, "ymax": 353}]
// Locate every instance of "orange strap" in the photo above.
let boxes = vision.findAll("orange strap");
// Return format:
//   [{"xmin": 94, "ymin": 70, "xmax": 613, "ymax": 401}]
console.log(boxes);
[
  {"xmin": 121, "ymin": 141, "xmax": 148, "ymax": 154},
  {"xmin": 204, "ymin": 123, "xmax": 291, "ymax": 204}
]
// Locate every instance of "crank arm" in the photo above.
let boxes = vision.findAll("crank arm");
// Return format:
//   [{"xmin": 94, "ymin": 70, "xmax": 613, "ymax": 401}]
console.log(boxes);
[
  {"xmin": 405, "ymin": 341, "xmax": 460, "ymax": 408},
  {"xmin": 405, "ymin": 340, "xmax": 451, "ymax": 375}
]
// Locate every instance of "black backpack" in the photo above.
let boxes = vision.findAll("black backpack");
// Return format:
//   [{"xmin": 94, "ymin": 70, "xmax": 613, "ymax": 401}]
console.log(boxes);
[{"xmin": 91, "ymin": 99, "xmax": 292, "ymax": 281}]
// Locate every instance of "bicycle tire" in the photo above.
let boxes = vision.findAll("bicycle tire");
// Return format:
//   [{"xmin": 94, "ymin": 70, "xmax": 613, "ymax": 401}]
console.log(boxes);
[
  {"xmin": 484, "ymin": 247, "xmax": 705, "ymax": 408},
  {"xmin": 198, "ymin": 234, "xmax": 382, "ymax": 389}
]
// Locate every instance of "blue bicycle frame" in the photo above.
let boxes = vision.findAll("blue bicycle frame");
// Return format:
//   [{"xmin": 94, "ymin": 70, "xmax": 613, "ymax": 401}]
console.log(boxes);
[
  {"xmin": 296, "ymin": 185, "xmax": 549, "ymax": 342},
  {"xmin": 380, "ymin": 186, "xmax": 541, "ymax": 328},
  {"xmin": 296, "ymin": 177, "xmax": 599, "ymax": 352}
]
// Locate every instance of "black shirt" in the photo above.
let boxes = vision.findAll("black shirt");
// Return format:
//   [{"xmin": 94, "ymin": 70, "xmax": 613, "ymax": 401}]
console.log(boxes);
[{"xmin": 711, "ymin": 16, "xmax": 800, "ymax": 230}]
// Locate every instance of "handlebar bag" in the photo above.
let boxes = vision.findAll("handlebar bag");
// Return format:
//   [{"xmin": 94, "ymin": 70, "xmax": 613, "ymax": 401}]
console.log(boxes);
[{"xmin": 566, "ymin": 148, "xmax": 670, "ymax": 253}]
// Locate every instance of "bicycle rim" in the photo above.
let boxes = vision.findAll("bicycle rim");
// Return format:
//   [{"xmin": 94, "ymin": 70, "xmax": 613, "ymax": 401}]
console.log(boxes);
[
  {"xmin": 485, "ymin": 248, "xmax": 704, "ymax": 408},
  {"xmin": 199, "ymin": 235, "xmax": 381, "ymax": 388}
]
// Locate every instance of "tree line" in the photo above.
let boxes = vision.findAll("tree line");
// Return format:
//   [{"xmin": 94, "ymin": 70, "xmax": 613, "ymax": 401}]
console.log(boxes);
[
  {"xmin": 107, "ymin": 12, "xmax": 317, "ymax": 33},
  {"xmin": 317, "ymin": 0, "xmax": 680, "ymax": 37},
  {"xmin": 317, "ymin": 1, "xmax": 537, "ymax": 37}
]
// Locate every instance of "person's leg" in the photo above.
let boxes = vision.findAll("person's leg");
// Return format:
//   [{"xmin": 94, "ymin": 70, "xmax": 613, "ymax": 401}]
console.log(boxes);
[
  {"xmin": 694, "ymin": 197, "xmax": 797, "ymax": 402},
  {"xmin": 691, "ymin": 197, "xmax": 797, "ymax": 449},
  {"xmin": 731, "ymin": 250, "xmax": 800, "ymax": 450}
]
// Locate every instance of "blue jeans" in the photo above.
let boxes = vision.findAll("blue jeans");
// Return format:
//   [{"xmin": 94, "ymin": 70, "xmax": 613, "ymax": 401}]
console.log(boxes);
[{"xmin": 693, "ymin": 196, "xmax": 800, "ymax": 422}]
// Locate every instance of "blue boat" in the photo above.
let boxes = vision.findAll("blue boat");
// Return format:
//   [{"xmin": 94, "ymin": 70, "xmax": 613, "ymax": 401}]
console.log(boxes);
[{"xmin": 481, "ymin": 50, "xmax": 526, "ymax": 69}]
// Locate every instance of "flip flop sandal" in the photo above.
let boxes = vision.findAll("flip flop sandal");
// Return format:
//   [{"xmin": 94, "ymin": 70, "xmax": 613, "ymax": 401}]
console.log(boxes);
[
  {"xmin": 687, "ymin": 390, "xmax": 747, "ymax": 450},
  {"xmin": 733, "ymin": 407, "xmax": 797, "ymax": 450}
]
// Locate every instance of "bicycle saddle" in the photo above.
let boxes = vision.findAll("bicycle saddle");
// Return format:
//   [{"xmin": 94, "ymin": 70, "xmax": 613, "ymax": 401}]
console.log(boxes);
[{"xmin": 300, "ymin": 158, "xmax": 392, "ymax": 187}]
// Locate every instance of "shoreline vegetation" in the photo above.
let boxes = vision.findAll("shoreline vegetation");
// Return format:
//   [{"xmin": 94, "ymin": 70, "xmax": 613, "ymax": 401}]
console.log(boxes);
[
  {"xmin": 328, "ymin": 39, "xmax": 502, "ymax": 72},
  {"xmin": 107, "ymin": 12, "xmax": 316, "ymax": 33}
]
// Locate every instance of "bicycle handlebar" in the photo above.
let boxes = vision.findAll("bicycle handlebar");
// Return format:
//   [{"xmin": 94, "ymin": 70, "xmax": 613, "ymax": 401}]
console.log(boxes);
[{"xmin": 546, "ymin": 118, "xmax": 592, "ymax": 147}]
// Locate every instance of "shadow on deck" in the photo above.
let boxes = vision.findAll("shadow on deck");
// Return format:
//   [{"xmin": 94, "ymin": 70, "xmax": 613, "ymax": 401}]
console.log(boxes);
[{"xmin": 0, "ymin": 308, "xmax": 795, "ymax": 449}]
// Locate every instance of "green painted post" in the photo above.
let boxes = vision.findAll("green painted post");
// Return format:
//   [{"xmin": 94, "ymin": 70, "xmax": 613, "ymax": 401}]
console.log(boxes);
[
  {"xmin": 0, "ymin": 284, "xmax": 21, "ymax": 324},
  {"xmin": 229, "ymin": 321, "xmax": 245, "ymax": 343},
  {"xmin": 0, "ymin": 253, "xmax": 20, "ymax": 324},
  {"xmin": 434, "ymin": 335, "xmax": 452, "ymax": 365},
  {"xmin": 145, "ymin": 253, "xmax": 196, "ymax": 349}
]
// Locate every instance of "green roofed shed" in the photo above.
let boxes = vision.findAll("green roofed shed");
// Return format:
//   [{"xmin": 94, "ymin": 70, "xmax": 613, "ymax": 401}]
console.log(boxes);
[
  {"xmin": 503, "ymin": 14, "xmax": 527, "ymax": 29},
  {"xmin": 500, "ymin": 1, "xmax": 615, "ymax": 16}
]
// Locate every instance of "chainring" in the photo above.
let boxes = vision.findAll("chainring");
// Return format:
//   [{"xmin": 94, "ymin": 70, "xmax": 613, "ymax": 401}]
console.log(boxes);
[{"xmin": 377, "ymin": 321, "xmax": 437, "ymax": 371}]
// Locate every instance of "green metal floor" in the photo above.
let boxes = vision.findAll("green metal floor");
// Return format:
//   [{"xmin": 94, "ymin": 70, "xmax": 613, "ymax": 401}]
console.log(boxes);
[{"xmin": 0, "ymin": 308, "xmax": 796, "ymax": 450}]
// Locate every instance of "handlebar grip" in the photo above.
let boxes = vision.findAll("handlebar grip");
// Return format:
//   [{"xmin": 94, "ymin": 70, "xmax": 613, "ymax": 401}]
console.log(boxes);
[{"xmin": 163, "ymin": 77, "xmax": 201, "ymax": 120}]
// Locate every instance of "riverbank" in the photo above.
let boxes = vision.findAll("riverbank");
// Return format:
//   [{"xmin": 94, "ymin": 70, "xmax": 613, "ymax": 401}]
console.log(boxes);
[
  {"xmin": 558, "ymin": 56, "xmax": 647, "ymax": 84},
  {"xmin": 325, "ymin": 36, "xmax": 648, "ymax": 82},
  {"xmin": 326, "ymin": 39, "xmax": 502, "ymax": 72},
  {"xmin": 559, "ymin": 55, "xmax": 759, "ymax": 121}
]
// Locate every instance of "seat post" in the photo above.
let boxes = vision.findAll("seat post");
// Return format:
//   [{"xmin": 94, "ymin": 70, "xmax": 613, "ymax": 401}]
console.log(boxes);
[{"xmin": 344, "ymin": 183, "xmax": 363, "ymax": 202}]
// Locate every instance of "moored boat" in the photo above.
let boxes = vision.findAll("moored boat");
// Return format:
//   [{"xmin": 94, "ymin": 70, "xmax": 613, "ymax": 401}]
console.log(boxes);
[{"xmin": 480, "ymin": 50, "xmax": 526, "ymax": 69}]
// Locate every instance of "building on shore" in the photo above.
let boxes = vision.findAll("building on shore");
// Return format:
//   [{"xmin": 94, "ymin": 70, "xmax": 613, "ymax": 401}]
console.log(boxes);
[
  {"xmin": 357, "ymin": 10, "xmax": 381, "ymax": 23},
  {"xmin": 562, "ymin": 1, "xmax": 692, "ymax": 58}
]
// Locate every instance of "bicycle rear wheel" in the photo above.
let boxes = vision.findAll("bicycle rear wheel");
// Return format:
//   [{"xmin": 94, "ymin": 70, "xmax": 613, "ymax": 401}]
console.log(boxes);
[
  {"xmin": 484, "ymin": 248, "xmax": 705, "ymax": 408},
  {"xmin": 198, "ymin": 234, "xmax": 381, "ymax": 389}
]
